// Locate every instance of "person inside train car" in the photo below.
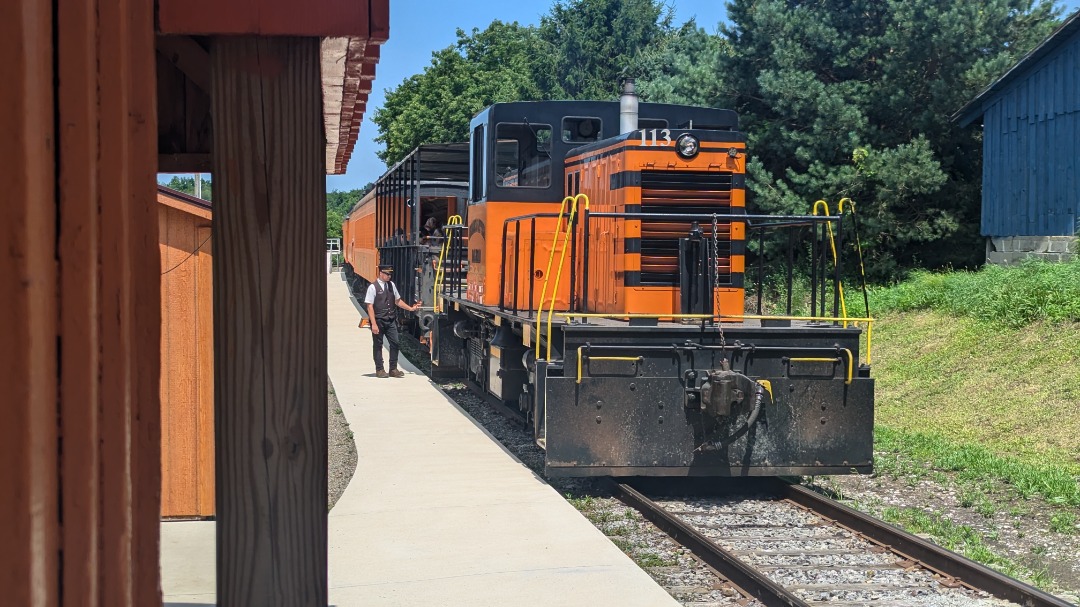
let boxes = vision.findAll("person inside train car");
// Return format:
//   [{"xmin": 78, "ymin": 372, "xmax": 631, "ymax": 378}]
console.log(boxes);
[
  {"xmin": 385, "ymin": 227, "xmax": 405, "ymax": 247},
  {"xmin": 422, "ymin": 216, "xmax": 444, "ymax": 245},
  {"xmin": 364, "ymin": 264, "xmax": 419, "ymax": 378}
]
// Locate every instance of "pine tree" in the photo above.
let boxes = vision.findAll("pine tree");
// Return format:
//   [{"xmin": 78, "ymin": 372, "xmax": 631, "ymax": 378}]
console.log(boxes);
[{"xmin": 648, "ymin": 0, "xmax": 1059, "ymax": 278}]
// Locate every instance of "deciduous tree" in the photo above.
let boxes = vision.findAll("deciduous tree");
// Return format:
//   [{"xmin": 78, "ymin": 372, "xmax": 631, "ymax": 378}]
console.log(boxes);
[{"xmin": 373, "ymin": 21, "xmax": 557, "ymax": 165}]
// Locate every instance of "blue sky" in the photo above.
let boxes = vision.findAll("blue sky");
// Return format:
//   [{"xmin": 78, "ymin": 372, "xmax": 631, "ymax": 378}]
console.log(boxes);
[
  {"xmin": 160, "ymin": 1, "xmax": 1080, "ymax": 192},
  {"xmin": 329, "ymin": 0, "xmax": 1080, "ymax": 191},
  {"xmin": 326, "ymin": 0, "xmax": 729, "ymax": 191}
]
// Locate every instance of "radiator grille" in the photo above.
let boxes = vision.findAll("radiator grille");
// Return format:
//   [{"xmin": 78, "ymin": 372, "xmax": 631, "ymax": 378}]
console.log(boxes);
[{"xmin": 638, "ymin": 170, "xmax": 735, "ymax": 286}]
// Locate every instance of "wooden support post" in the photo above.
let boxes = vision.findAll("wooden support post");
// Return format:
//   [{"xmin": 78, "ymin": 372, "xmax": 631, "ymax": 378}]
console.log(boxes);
[
  {"xmin": 3, "ymin": 0, "xmax": 160, "ymax": 604},
  {"xmin": 0, "ymin": 1, "xmax": 59, "ymax": 604},
  {"xmin": 210, "ymin": 36, "xmax": 328, "ymax": 606}
]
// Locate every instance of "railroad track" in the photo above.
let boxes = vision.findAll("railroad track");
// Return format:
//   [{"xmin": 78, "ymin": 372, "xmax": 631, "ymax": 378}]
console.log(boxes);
[
  {"xmin": 613, "ymin": 478, "xmax": 1074, "ymax": 607},
  {"xmin": 394, "ymin": 331, "xmax": 1074, "ymax": 606}
]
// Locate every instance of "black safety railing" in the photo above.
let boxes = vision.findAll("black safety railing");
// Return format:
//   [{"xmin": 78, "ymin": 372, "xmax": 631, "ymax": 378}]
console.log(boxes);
[
  {"xmin": 498, "ymin": 212, "xmax": 564, "ymax": 317},
  {"xmin": 378, "ymin": 242, "xmax": 424, "ymax": 308},
  {"xmin": 495, "ymin": 208, "xmax": 854, "ymax": 325},
  {"xmin": 437, "ymin": 223, "xmax": 468, "ymax": 307}
]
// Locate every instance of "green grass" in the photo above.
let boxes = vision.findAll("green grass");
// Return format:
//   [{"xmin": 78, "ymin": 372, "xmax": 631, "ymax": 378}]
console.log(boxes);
[
  {"xmin": 880, "ymin": 506, "xmax": 1051, "ymax": 587},
  {"xmin": 635, "ymin": 551, "xmax": 678, "ymax": 568},
  {"xmin": 875, "ymin": 428, "xmax": 1080, "ymax": 506},
  {"xmin": 867, "ymin": 310, "xmax": 1080, "ymax": 477},
  {"xmin": 857, "ymin": 259, "xmax": 1080, "ymax": 328},
  {"xmin": 848, "ymin": 259, "xmax": 1080, "ymax": 513},
  {"xmin": 1050, "ymin": 511, "xmax": 1077, "ymax": 535}
]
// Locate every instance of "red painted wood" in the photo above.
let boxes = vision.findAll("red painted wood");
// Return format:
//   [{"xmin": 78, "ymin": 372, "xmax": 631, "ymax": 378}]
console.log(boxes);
[
  {"xmin": 0, "ymin": 1, "xmax": 59, "ymax": 605},
  {"xmin": 57, "ymin": 0, "xmax": 102, "ymax": 602},
  {"xmin": 2, "ymin": 1, "xmax": 160, "ymax": 605},
  {"xmin": 159, "ymin": 0, "xmax": 387, "ymax": 37},
  {"xmin": 369, "ymin": 0, "xmax": 390, "ymax": 43}
]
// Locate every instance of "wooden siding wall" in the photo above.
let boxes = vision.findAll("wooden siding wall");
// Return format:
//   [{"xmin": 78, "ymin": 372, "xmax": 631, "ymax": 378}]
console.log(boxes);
[
  {"xmin": 160, "ymin": 204, "xmax": 215, "ymax": 517},
  {"xmin": 1, "ymin": 0, "xmax": 161, "ymax": 605},
  {"xmin": 981, "ymin": 31, "xmax": 1080, "ymax": 237},
  {"xmin": 1, "ymin": 0, "xmax": 59, "ymax": 602}
]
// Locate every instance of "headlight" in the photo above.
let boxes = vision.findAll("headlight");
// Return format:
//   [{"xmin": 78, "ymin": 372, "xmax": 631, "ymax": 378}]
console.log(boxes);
[{"xmin": 675, "ymin": 134, "xmax": 700, "ymax": 159}]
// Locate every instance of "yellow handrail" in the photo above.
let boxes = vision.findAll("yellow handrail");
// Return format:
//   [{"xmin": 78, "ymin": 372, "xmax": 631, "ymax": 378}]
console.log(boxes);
[
  {"xmin": 544, "ymin": 194, "xmax": 588, "ymax": 361},
  {"xmin": 433, "ymin": 215, "xmax": 463, "ymax": 313},
  {"xmin": 536, "ymin": 197, "xmax": 574, "ymax": 359},
  {"xmin": 576, "ymin": 346, "xmax": 641, "ymax": 384},
  {"xmin": 812, "ymin": 200, "xmax": 849, "ymax": 327},
  {"xmin": 787, "ymin": 348, "xmax": 854, "ymax": 384},
  {"xmin": 838, "ymin": 197, "xmax": 872, "ymax": 324},
  {"xmin": 536, "ymin": 195, "xmax": 588, "ymax": 361},
  {"xmin": 555, "ymin": 312, "xmax": 875, "ymax": 369}
]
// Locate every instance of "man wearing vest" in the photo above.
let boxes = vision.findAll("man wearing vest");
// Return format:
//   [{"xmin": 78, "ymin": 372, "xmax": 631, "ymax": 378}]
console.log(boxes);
[{"xmin": 364, "ymin": 264, "xmax": 419, "ymax": 378}]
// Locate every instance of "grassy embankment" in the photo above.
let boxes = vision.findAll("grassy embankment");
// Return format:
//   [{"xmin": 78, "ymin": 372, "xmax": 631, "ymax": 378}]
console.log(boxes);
[
  {"xmin": 827, "ymin": 259, "xmax": 1080, "ymax": 589},
  {"xmin": 859, "ymin": 260, "xmax": 1080, "ymax": 506}
]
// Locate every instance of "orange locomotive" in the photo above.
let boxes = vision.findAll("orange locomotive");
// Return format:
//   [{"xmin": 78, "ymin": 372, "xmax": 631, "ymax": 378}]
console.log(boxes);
[{"xmin": 346, "ymin": 82, "xmax": 875, "ymax": 478}]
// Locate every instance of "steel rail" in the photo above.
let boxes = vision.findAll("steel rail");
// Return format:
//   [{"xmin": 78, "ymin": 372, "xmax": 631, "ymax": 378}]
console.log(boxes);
[
  {"xmin": 620, "ymin": 477, "xmax": 1074, "ymax": 607},
  {"xmin": 776, "ymin": 480, "xmax": 1076, "ymax": 607},
  {"xmin": 610, "ymin": 480, "xmax": 811, "ymax": 607}
]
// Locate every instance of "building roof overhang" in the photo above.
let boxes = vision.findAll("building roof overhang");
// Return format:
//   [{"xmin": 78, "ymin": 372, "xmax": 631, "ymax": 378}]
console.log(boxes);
[
  {"xmin": 157, "ymin": 185, "xmax": 213, "ymax": 220},
  {"xmin": 155, "ymin": 0, "xmax": 388, "ymax": 174}
]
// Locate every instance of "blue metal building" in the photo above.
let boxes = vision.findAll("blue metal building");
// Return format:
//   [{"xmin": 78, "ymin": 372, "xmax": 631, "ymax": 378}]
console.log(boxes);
[{"xmin": 955, "ymin": 11, "xmax": 1080, "ymax": 242}]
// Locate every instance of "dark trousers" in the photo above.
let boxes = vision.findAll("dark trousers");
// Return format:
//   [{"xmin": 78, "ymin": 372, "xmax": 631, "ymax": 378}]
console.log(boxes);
[{"xmin": 372, "ymin": 317, "xmax": 400, "ymax": 371}]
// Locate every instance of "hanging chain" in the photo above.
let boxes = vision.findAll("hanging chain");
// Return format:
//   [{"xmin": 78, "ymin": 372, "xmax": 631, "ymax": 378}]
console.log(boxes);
[{"xmin": 711, "ymin": 214, "xmax": 725, "ymax": 353}]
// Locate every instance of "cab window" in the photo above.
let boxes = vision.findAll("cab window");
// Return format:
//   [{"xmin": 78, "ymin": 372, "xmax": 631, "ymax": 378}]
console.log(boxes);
[
  {"xmin": 470, "ymin": 124, "xmax": 485, "ymax": 202},
  {"xmin": 562, "ymin": 117, "xmax": 602, "ymax": 143},
  {"xmin": 494, "ymin": 123, "xmax": 552, "ymax": 188}
]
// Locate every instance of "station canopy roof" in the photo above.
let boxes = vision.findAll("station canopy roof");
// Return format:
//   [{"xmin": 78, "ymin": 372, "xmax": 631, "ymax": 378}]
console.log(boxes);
[{"xmin": 155, "ymin": 0, "xmax": 390, "ymax": 175}]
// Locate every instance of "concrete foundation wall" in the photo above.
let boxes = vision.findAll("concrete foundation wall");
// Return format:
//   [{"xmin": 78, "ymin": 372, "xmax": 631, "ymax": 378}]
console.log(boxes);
[{"xmin": 986, "ymin": 236, "xmax": 1077, "ymax": 265}]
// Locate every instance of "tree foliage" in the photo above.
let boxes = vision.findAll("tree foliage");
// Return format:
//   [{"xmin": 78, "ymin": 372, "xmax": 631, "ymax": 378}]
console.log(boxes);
[
  {"xmin": 163, "ymin": 175, "xmax": 212, "ymax": 201},
  {"xmin": 637, "ymin": 21, "xmax": 732, "ymax": 107},
  {"xmin": 645, "ymin": 0, "xmax": 1059, "ymax": 279},
  {"xmin": 326, "ymin": 183, "xmax": 373, "ymax": 238},
  {"xmin": 373, "ymin": 21, "xmax": 559, "ymax": 165},
  {"xmin": 373, "ymin": 0, "xmax": 674, "ymax": 166},
  {"xmin": 371, "ymin": 0, "xmax": 1063, "ymax": 279},
  {"xmin": 539, "ymin": 0, "xmax": 673, "ymax": 100}
]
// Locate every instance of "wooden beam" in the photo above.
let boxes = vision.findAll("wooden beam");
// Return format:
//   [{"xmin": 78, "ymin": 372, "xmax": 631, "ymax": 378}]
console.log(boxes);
[
  {"xmin": 159, "ymin": 153, "xmax": 212, "ymax": 173},
  {"xmin": 211, "ymin": 36, "xmax": 328, "ymax": 606},
  {"xmin": 0, "ymin": 0, "xmax": 59, "ymax": 604},
  {"xmin": 159, "ymin": 0, "xmax": 388, "ymax": 37},
  {"xmin": 2, "ymin": 0, "xmax": 160, "ymax": 604},
  {"xmin": 57, "ymin": 0, "xmax": 102, "ymax": 602},
  {"xmin": 97, "ymin": 0, "xmax": 162, "ymax": 603},
  {"xmin": 156, "ymin": 35, "xmax": 211, "ymax": 93}
]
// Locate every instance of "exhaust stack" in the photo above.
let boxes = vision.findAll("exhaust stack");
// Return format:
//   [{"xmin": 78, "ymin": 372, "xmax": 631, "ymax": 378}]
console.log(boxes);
[{"xmin": 619, "ymin": 78, "xmax": 639, "ymax": 134}]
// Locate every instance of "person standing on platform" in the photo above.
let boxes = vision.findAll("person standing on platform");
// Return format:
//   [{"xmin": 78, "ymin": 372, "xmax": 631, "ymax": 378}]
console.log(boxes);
[{"xmin": 364, "ymin": 264, "xmax": 419, "ymax": 378}]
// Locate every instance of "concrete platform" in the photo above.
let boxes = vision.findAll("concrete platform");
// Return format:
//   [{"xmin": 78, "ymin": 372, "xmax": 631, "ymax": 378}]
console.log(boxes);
[
  {"xmin": 325, "ymin": 272, "xmax": 678, "ymax": 606},
  {"xmin": 158, "ymin": 273, "xmax": 679, "ymax": 606}
]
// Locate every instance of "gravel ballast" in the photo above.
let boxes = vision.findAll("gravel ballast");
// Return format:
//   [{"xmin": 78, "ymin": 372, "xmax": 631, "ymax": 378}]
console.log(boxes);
[{"xmin": 328, "ymin": 380, "xmax": 357, "ymax": 510}]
